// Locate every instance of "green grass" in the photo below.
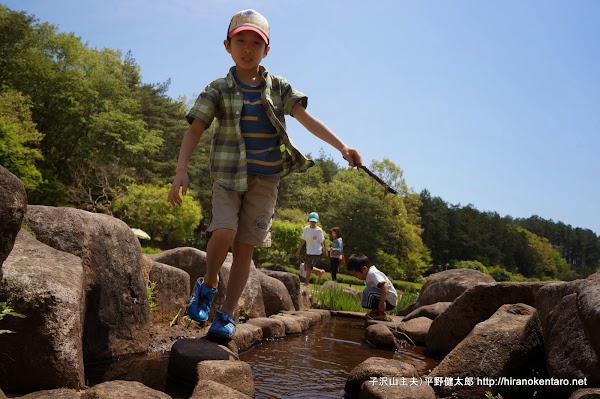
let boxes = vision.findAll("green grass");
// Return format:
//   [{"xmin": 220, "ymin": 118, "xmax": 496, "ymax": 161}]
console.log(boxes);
[
  {"xmin": 260, "ymin": 263, "xmax": 422, "ymax": 293},
  {"xmin": 141, "ymin": 246, "xmax": 163, "ymax": 255},
  {"xmin": 259, "ymin": 262, "xmax": 422, "ymax": 313},
  {"xmin": 311, "ymin": 284, "xmax": 365, "ymax": 312},
  {"xmin": 309, "ymin": 281, "xmax": 419, "ymax": 314}
]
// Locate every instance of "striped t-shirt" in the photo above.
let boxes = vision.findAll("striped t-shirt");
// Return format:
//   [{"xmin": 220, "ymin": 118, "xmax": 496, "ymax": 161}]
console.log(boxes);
[{"xmin": 235, "ymin": 77, "xmax": 283, "ymax": 176}]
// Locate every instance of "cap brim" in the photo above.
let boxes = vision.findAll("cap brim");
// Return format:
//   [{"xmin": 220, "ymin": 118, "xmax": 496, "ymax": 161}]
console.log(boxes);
[
  {"xmin": 308, "ymin": 218, "xmax": 318, "ymax": 222},
  {"xmin": 229, "ymin": 26, "xmax": 269, "ymax": 44}
]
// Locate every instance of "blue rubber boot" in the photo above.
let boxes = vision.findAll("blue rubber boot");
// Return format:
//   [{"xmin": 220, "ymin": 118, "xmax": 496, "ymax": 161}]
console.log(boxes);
[
  {"xmin": 207, "ymin": 311, "xmax": 236, "ymax": 339},
  {"xmin": 186, "ymin": 277, "xmax": 217, "ymax": 323}
]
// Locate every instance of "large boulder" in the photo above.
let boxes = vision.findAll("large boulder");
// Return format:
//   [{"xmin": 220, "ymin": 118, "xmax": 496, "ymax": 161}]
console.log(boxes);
[
  {"xmin": 15, "ymin": 389, "xmax": 82, "ymax": 398},
  {"xmin": 345, "ymin": 357, "xmax": 419, "ymax": 399},
  {"xmin": 364, "ymin": 323, "xmax": 397, "ymax": 349},
  {"xmin": 168, "ymin": 338, "xmax": 238, "ymax": 385},
  {"xmin": 535, "ymin": 279, "xmax": 584, "ymax": 334},
  {"xmin": 0, "ymin": 165, "xmax": 27, "ymax": 271},
  {"xmin": 415, "ymin": 269, "xmax": 495, "ymax": 308},
  {"xmin": 577, "ymin": 272, "xmax": 600, "ymax": 359},
  {"xmin": 259, "ymin": 269, "xmax": 302, "ymax": 310},
  {"xmin": 196, "ymin": 360, "xmax": 254, "ymax": 397},
  {"xmin": 227, "ymin": 258, "xmax": 266, "ymax": 320},
  {"xmin": 298, "ymin": 285, "xmax": 312, "ymax": 311},
  {"xmin": 545, "ymin": 293, "xmax": 600, "ymax": 399},
  {"xmin": 359, "ymin": 379, "xmax": 436, "ymax": 399},
  {"xmin": 429, "ymin": 303, "xmax": 545, "ymax": 399},
  {"xmin": 23, "ymin": 205, "xmax": 149, "ymax": 362},
  {"xmin": 403, "ymin": 302, "xmax": 451, "ymax": 321},
  {"xmin": 426, "ymin": 282, "xmax": 545, "ymax": 357},
  {"xmin": 257, "ymin": 272, "xmax": 294, "ymax": 316},
  {"xmin": 150, "ymin": 247, "xmax": 206, "ymax": 293},
  {"xmin": 570, "ymin": 388, "xmax": 600, "ymax": 399},
  {"xmin": 0, "ymin": 231, "xmax": 85, "ymax": 391},
  {"xmin": 80, "ymin": 380, "xmax": 171, "ymax": 399},
  {"xmin": 147, "ymin": 260, "xmax": 190, "ymax": 324},
  {"xmin": 152, "ymin": 248, "xmax": 266, "ymax": 320},
  {"xmin": 393, "ymin": 317, "xmax": 432, "ymax": 345},
  {"xmin": 190, "ymin": 380, "xmax": 252, "ymax": 399}
]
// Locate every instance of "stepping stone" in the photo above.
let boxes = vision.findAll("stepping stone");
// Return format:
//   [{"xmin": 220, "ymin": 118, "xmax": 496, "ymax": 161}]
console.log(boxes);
[{"xmin": 168, "ymin": 338, "xmax": 238, "ymax": 385}]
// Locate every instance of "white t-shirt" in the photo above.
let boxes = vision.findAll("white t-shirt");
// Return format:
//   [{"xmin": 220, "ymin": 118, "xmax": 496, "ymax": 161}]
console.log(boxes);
[
  {"xmin": 366, "ymin": 265, "xmax": 398, "ymax": 306},
  {"xmin": 302, "ymin": 225, "xmax": 324, "ymax": 255}
]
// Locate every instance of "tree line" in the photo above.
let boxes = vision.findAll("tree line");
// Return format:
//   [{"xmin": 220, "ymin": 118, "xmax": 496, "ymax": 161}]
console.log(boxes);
[
  {"xmin": 1, "ymin": 5, "xmax": 598, "ymax": 282},
  {"xmin": 419, "ymin": 190, "xmax": 599, "ymax": 280}
]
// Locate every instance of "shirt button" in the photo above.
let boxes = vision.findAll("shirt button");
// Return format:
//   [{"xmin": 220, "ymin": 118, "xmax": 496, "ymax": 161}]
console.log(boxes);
[
  {"xmin": 273, "ymin": 106, "xmax": 278, "ymax": 109},
  {"xmin": 236, "ymin": 92, "xmax": 240, "ymax": 95},
  {"xmin": 236, "ymin": 111, "xmax": 240, "ymax": 115}
]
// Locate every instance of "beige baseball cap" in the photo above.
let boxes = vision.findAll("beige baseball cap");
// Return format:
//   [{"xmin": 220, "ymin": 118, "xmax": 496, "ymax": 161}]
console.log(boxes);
[{"xmin": 227, "ymin": 9, "xmax": 270, "ymax": 44}]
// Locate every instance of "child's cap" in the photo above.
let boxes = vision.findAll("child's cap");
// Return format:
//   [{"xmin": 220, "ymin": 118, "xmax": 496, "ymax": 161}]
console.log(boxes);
[
  {"xmin": 227, "ymin": 9, "xmax": 270, "ymax": 45},
  {"xmin": 308, "ymin": 212, "xmax": 319, "ymax": 222}
]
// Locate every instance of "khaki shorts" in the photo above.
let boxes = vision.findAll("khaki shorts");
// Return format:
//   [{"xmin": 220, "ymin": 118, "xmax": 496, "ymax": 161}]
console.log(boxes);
[{"xmin": 207, "ymin": 175, "xmax": 280, "ymax": 247}]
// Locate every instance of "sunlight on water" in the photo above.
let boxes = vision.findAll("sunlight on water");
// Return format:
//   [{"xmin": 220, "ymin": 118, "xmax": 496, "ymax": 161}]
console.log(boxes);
[{"xmin": 239, "ymin": 317, "xmax": 439, "ymax": 399}]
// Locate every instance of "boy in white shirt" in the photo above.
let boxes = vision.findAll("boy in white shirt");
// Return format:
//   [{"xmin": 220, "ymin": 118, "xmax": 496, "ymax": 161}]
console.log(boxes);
[
  {"xmin": 295, "ymin": 212, "xmax": 327, "ymax": 286},
  {"xmin": 346, "ymin": 253, "xmax": 398, "ymax": 320}
]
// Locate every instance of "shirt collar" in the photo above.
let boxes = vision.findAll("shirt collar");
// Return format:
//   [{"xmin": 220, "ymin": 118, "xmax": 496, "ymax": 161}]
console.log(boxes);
[{"xmin": 226, "ymin": 66, "xmax": 272, "ymax": 90}]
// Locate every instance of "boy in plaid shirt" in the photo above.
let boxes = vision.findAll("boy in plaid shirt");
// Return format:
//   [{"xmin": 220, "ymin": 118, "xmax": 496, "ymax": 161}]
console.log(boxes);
[{"xmin": 168, "ymin": 9, "xmax": 361, "ymax": 340}]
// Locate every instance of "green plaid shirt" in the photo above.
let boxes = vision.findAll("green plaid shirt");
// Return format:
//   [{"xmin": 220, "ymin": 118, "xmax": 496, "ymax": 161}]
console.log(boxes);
[{"xmin": 186, "ymin": 66, "xmax": 314, "ymax": 192}]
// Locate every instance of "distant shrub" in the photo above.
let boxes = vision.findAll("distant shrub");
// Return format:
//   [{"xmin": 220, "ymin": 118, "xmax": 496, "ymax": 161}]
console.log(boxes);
[
  {"xmin": 453, "ymin": 260, "xmax": 489, "ymax": 274},
  {"xmin": 112, "ymin": 184, "xmax": 202, "ymax": 242}
]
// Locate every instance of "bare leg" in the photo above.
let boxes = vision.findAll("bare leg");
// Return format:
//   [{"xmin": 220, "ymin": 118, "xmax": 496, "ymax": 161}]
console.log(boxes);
[
  {"xmin": 204, "ymin": 229, "xmax": 236, "ymax": 287},
  {"xmin": 304, "ymin": 265, "xmax": 312, "ymax": 286},
  {"xmin": 313, "ymin": 267, "xmax": 325, "ymax": 277},
  {"xmin": 221, "ymin": 240, "xmax": 254, "ymax": 315}
]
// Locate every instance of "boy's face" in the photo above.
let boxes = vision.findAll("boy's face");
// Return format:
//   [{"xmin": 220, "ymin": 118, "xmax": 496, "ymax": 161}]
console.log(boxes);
[
  {"xmin": 349, "ymin": 266, "xmax": 368, "ymax": 281},
  {"xmin": 309, "ymin": 221, "xmax": 317, "ymax": 228},
  {"xmin": 224, "ymin": 30, "xmax": 269, "ymax": 72}
]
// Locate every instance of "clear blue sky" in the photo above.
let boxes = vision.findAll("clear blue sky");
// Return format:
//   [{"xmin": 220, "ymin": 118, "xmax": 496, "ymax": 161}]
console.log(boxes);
[{"xmin": 4, "ymin": 0, "xmax": 600, "ymax": 234}]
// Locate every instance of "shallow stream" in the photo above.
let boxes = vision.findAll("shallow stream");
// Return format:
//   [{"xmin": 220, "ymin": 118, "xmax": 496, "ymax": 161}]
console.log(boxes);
[
  {"xmin": 239, "ymin": 316, "xmax": 439, "ymax": 398},
  {"xmin": 83, "ymin": 316, "xmax": 439, "ymax": 398}
]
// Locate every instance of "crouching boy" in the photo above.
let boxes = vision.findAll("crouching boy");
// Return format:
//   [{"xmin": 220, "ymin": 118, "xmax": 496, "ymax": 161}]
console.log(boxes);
[{"xmin": 346, "ymin": 254, "xmax": 398, "ymax": 320}]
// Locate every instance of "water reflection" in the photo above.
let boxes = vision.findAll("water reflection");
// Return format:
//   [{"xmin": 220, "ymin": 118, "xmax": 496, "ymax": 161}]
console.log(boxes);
[{"xmin": 239, "ymin": 317, "xmax": 439, "ymax": 399}]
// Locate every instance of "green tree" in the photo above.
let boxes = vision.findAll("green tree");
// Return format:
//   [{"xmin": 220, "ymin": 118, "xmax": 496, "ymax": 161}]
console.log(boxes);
[
  {"xmin": 0, "ymin": 89, "xmax": 44, "ymax": 191},
  {"xmin": 0, "ymin": 6, "xmax": 38, "ymax": 88},
  {"xmin": 312, "ymin": 159, "xmax": 430, "ymax": 282},
  {"xmin": 487, "ymin": 265, "xmax": 514, "ymax": 281},
  {"xmin": 419, "ymin": 190, "xmax": 451, "ymax": 270},
  {"xmin": 277, "ymin": 163, "xmax": 325, "ymax": 212},
  {"xmin": 516, "ymin": 215, "xmax": 600, "ymax": 278},
  {"xmin": 367, "ymin": 159, "xmax": 431, "ymax": 281},
  {"xmin": 130, "ymin": 76, "xmax": 190, "ymax": 184},
  {"xmin": 453, "ymin": 260, "xmax": 489, "ymax": 274},
  {"xmin": 518, "ymin": 227, "xmax": 573, "ymax": 280},
  {"xmin": 0, "ymin": 6, "xmax": 164, "ymax": 206},
  {"xmin": 375, "ymin": 249, "xmax": 405, "ymax": 280},
  {"xmin": 254, "ymin": 219, "xmax": 305, "ymax": 265},
  {"xmin": 112, "ymin": 184, "xmax": 202, "ymax": 242},
  {"xmin": 276, "ymin": 208, "xmax": 308, "ymax": 225}
]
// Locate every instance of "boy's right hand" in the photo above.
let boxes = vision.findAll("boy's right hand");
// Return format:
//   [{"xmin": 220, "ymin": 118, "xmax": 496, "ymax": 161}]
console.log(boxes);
[
  {"xmin": 341, "ymin": 146, "xmax": 362, "ymax": 169},
  {"xmin": 167, "ymin": 172, "xmax": 189, "ymax": 206}
]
